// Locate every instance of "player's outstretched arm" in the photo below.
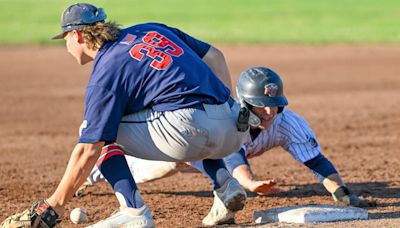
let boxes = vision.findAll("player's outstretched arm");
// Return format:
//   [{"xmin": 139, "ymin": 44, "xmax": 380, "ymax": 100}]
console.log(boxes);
[
  {"xmin": 202, "ymin": 46, "xmax": 233, "ymax": 93},
  {"xmin": 231, "ymin": 164, "xmax": 280, "ymax": 195},
  {"xmin": 189, "ymin": 150, "xmax": 280, "ymax": 195},
  {"xmin": 1, "ymin": 142, "xmax": 104, "ymax": 228},
  {"xmin": 223, "ymin": 149, "xmax": 281, "ymax": 195},
  {"xmin": 323, "ymin": 172, "xmax": 377, "ymax": 207},
  {"xmin": 304, "ymin": 154, "xmax": 376, "ymax": 207},
  {"xmin": 322, "ymin": 173, "xmax": 345, "ymax": 193},
  {"xmin": 47, "ymin": 142, "xmax": 104, "ymax": 215}
]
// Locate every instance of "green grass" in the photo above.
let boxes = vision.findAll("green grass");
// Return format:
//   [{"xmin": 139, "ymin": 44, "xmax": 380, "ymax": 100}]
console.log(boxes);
[{"xmin": 0, "ymin": 0, "xmax": 399, "ymax": 44}]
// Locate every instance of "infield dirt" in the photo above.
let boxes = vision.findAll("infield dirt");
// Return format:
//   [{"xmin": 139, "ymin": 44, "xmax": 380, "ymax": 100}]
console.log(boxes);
[{"xmin": 0, "ymin": 45, "xmax": 399, "ymax": 227}]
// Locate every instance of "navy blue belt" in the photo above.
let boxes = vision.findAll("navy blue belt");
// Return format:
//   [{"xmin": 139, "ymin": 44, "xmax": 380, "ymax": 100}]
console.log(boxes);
[{"xmin": 190, "ymin": 97, "xmax": 235, "ymax": 111}]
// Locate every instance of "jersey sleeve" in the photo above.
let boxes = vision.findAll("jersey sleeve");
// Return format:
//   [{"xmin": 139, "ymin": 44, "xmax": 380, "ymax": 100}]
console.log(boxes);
[
  {"xmin": 154, "ymin": 23, "xmax": 211, "ymax": 58},
  {"xmin": 278, "ymin": 110, "xmax": 321, "ymax": 163},
  {"xmin": 79, "ymin": 85, "xmax": 129, "ymax": 143}
]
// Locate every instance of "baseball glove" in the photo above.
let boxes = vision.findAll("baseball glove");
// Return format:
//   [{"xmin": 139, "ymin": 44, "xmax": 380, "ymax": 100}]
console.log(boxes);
[{"xmin": 1, "ymin": 200, "xmax": 60, "ymax": 228}]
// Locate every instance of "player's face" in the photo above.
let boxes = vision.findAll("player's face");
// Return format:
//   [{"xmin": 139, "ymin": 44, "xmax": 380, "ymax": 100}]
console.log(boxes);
[
  {"xmin": 63, "ymin": 31, "xmax": 91, "ymax": 65},
  {"xmin": 252, "ymin": 106, "xmax": 278, "ymax": 129}
]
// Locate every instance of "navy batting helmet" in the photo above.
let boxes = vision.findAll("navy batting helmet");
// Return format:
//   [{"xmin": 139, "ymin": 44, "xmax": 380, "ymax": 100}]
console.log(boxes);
[{"xmin": 236, "ymin": 67, "xmax": 288, "ymax": 110}]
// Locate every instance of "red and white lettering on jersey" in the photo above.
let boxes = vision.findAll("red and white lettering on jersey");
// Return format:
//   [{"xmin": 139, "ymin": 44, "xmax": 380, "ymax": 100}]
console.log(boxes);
[
  {"xmin": 130, "ymin": 43, "xmax": 173, "ymax": 70},
  {"xmin": 129, "ymin": 31, "xmax": 184, "ymax": 70},
  {"xmin": 143, "ymin": 32, "xmax": 183, "ymax": 57}
]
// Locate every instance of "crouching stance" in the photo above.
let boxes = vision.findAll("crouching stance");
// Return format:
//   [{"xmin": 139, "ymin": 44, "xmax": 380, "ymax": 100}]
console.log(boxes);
[{"xmin": 1, "ymin": 3, "xmax": 248, "ymax": 228}]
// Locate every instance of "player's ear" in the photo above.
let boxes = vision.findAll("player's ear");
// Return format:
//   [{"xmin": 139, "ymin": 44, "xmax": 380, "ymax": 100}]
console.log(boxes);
[{"xmin": 71, "ymin": 30, "xmax": 83, "ymax": 43}]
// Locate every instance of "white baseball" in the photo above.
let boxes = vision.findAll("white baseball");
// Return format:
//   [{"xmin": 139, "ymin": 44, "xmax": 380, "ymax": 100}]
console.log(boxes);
[{"xmin": 70, "ymin": 207, "xmax": 88, "ymax": 224}]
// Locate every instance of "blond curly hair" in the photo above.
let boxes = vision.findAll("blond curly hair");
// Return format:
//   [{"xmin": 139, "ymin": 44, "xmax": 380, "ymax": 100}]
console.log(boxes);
[{"xmin": 79, "ymin": 21, "xmax": 122, "ymax": 50}]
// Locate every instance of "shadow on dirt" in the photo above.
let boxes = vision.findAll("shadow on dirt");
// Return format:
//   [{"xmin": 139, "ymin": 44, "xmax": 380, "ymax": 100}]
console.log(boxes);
[
  {"xmin": 145, "ymin": 190, "xmax": 213, "ymax": 197},
  {"xmin": 144, "ymin": 181, "xmax": 400, "ymax": 201},
  {"xmin": 259, "ymin": 181, "xmax": 400, "ymax": 199},
  {"xmin": 369, "ymin": 210, "xmax": 400, "ymax": 219}
]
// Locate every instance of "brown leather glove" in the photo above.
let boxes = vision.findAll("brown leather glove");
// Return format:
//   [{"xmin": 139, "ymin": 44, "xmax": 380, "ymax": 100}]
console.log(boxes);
[{"xmin": 1, "ymin": 200, "xmax": 60, "ymax": 228}]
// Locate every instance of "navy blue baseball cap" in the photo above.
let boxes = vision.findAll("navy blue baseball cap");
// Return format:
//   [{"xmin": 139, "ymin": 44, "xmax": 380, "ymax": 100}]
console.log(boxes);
[{"xmin": 52, "ymin": 3, "xmax": 107, "ymax": 39}]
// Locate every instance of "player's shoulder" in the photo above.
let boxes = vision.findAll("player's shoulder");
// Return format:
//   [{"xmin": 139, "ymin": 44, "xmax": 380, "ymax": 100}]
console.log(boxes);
[
  {"xmin": 280, "ymin": 108, "xmax": 298, "ymax": 117},
  {"xmin": 279, "ymin": 109, "xmax": 306, "ymax": 122},
  {"xmin": 124, "ymin": 22, "xmax": 169, "ymax": 31},
  {"xmin": 277, "ymin": 109, "xmax": 315, "ymax": 140},
  {"xmin": 276, "ymin": 109, "xmax": 312, "ymax": 131}
]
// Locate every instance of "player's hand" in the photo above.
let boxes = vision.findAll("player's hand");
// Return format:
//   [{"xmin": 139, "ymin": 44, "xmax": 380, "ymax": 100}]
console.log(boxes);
[
  {"xmin": 248, "ymin": 179, "xmax": 282, "ymax": 195},
  {"xmin": 332, "ymin": 187, "xmax": 377, "ymax": 208},
  {"xmin": 346, "ymin": 194, "xmax": 377, "ymax": 207}
]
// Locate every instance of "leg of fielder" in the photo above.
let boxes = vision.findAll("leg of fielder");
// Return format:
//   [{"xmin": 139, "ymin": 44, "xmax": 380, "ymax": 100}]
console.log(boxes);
[
  {"xmin": 89, "ymin": 143, "xmax": 154, "ymax": 228},
  {"xmin": 304, "ymin": 153, "xmax": 376, "ymax": 207},
  {"xmin": 223, "ymin": 148, "xmax": 280, "ymax": 195},
  {"xmin": 201, "ymin": 159, "xmax": 247, "ymax": 226},
  {"xmin": 112, "ymin": 101, "xmax": 247, "ymax": 227},
  {"xmin": 202, "ymin": 159, "xmax": 229, "ymax": 189},
  {"xmin": 75, "ymin": 156, "xmax": 178, "ymax": 197}
]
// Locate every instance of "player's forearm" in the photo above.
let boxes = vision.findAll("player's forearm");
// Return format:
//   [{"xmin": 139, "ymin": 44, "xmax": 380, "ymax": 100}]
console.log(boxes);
[
  {"xmin": 232, "ymin": 164, "xmax": 256, "ymax": 190},
  {"xmin": 47, "ymin": 142, "xmax": 104, "ymax": 214},
  {"xmin": 202, "ymin": 46, "xmax": 233, "ymax": 92},
  {"xmin": 322, "ymin": 173, "xmax": 345, "ymax": 193}
]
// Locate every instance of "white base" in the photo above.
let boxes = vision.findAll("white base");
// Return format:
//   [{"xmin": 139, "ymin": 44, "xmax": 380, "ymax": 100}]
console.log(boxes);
[{"xmin": 253, "ymin": 204, "xmax": 368, "ymax": 224}]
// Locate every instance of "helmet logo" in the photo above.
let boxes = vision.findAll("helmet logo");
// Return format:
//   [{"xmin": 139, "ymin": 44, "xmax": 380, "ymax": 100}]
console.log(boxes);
[{"xmin": 264, "ymin": 83, "xmax": 278, "ymax": 97}]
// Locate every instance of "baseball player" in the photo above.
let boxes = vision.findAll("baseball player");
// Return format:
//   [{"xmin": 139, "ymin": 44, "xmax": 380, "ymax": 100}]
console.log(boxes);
[
  {"xmin": 1, "ymin": 3, "xmax": 248, "ymax": 228},
  {"xmin": 191, "ymin": 66, "xmax": 377, "ymax": 223},
  {"xmin": 77, "ymin": 66, "xmax": 376, "ymax": 226}
]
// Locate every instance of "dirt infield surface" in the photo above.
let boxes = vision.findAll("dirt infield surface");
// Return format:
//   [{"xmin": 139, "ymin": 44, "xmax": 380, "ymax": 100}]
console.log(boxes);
[{"xmin": 0, "ymin": 45, "xmax": 399, "ymax": 227}]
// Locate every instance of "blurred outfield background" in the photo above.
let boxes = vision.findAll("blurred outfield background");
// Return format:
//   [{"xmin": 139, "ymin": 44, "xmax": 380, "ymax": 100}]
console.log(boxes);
[{"xmin": 0, "ymin": 0, "xmax": 399, "ymax": 44}]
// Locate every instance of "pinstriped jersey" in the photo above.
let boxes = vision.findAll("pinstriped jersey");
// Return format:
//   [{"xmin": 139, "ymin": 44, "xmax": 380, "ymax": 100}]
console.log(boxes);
[{"xmin": 245, "ymin": 109, "xmax": 321, "ymax": 163}]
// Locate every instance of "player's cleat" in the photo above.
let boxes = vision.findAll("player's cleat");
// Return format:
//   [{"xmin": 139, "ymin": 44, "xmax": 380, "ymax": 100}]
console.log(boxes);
[
  {"xmin": 202, "ymin": 169, "xmax": 247, "ymax": 226},
  {"xmin": 85, "ymin": 205, "xmax": 155, "ymax": 228},
  {"xmin": 202, "ymin": 191, "xmax": 236, "ymax": 226},
  {"xmin": 332, "ymin": 186, "xmax": 377, "ymax": 208}
]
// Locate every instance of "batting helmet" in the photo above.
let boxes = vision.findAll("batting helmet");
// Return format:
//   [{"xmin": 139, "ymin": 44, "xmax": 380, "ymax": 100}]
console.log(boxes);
[
  {"xmin": 236, "ymin": 67, "xmax": 288, "ymax": 109},
  {"xmin": 52, "ymin": 3, "xmax": 107, "ymax": 40}
]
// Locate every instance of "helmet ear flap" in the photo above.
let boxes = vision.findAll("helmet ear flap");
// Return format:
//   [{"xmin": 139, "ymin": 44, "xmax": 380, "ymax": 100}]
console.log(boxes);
[
  {"xmin": 249, "ymin": 109, "xmax": 261, "ymax": 127},
  {"xmin": 238, "ymin": 99, "xmax": 261, "ymax": 128}
]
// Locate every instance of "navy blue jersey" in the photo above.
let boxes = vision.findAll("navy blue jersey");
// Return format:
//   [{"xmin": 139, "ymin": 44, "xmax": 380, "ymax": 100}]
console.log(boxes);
[{"xmin": 79, "ymin": 23, "xmax": 230, "ymax": 143}]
